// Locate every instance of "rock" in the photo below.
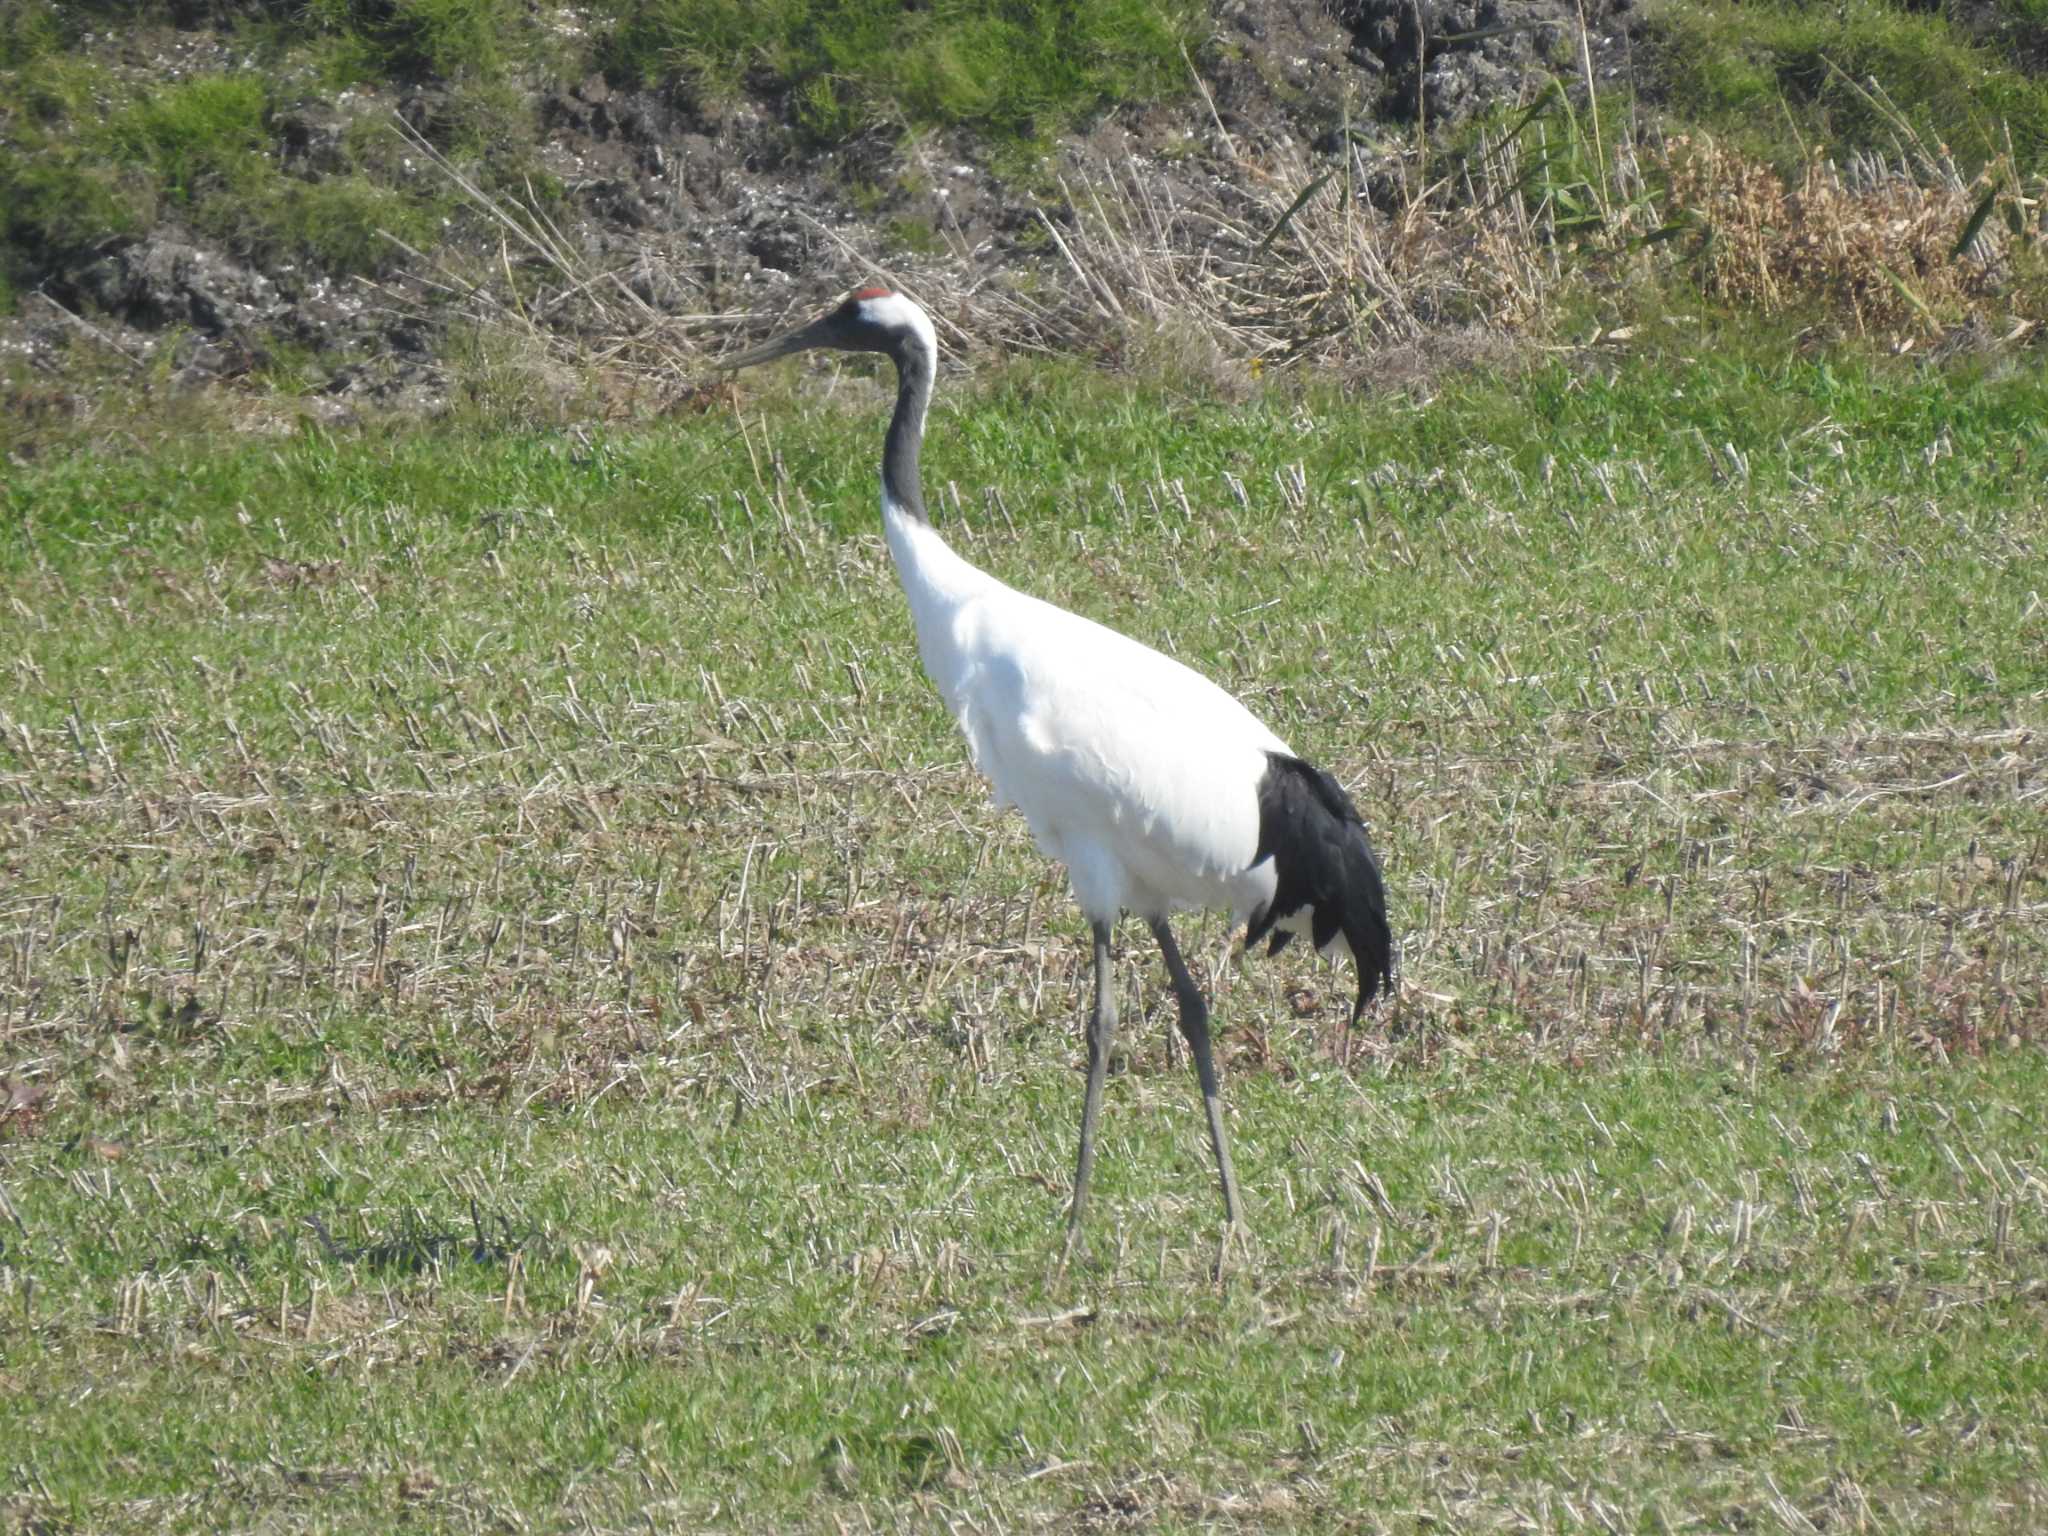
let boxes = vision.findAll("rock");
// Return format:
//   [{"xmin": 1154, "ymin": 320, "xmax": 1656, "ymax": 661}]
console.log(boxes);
[
  {"xmin": 396, "ymin": 84, "xmax": 454, "ymax": 137},
  {"xmin": 742, "ymin": 206, "xmax": 808, "ymax": 273},
  {"xmin": 627, "ymin": 259, "xmax": 684, "ymax": 310},
  {"xmin": 542, "ymin": 90, "xmax": 593, "ymax": 134},
  {"xmin": 590, "ymin": 179, "xmax": 656, "ymax": 229},
  {"xmin": 70, "ymin": 236, "xmax": 278, "ymax": 337},
  {"xmin": 278, "ymin": 104, "xmax": 352, "ymax": 176},
  {"xmin": 385, "ymin": 317, "xmax": 435, "ymax": 356}
]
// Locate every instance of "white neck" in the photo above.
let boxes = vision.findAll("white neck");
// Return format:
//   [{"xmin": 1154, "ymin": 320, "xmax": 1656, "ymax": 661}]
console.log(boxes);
[
  {"xmin": 866, "ymin": 295, "xmax": 1002, "ymax": 695},
  {"xmin": 883, "ymin": 489, "xmax": 1000, "ymax": 704}
]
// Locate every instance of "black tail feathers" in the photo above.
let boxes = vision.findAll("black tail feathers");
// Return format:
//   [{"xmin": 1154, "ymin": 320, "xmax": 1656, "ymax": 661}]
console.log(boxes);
[{"xmin": 1243, "ymin": 753, "xmax": 1396, "ymax": 1021}]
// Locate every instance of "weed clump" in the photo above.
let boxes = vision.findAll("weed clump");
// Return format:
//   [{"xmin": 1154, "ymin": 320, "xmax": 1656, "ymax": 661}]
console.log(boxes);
[{"xmin": 1664, "ymin": 136, "xmax": 2048, "ymax": 333}]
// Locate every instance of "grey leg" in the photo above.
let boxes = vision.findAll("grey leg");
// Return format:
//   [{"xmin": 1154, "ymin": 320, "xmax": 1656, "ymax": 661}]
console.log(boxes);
[
  {"xmin": 1065, "ymin": 919, "xmax": 1118, "ymax": 1253},
  {"xmin": 1150, "ymin": 917, "xmax": 1245, "ymax": 1237}
]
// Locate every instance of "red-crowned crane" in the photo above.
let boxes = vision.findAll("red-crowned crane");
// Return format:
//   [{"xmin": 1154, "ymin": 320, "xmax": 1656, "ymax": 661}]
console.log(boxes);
[{"xmin": 726, "ymin": 287, "xmax": 1394, "ymax": 1251}]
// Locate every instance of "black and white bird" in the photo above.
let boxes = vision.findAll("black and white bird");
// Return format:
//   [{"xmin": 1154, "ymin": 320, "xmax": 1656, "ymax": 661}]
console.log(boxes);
[{"xmin": 726, "ymin": 287, "xmax": 1394, "ymax": 1247}]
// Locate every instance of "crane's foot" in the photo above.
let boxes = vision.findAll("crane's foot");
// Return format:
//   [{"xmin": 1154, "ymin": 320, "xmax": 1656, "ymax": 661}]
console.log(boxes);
[
  {"xmin": 1054, "ymin": 1213, "xmax": 1106, "ymax": 1289},
  {"xmin": 1211, "ymin": 1220, "xmax": 1254, "ymax": 1283},
  {"xmin": 1057, "ymin": 1216, "xmax": 1085, "ymax": 1274}
]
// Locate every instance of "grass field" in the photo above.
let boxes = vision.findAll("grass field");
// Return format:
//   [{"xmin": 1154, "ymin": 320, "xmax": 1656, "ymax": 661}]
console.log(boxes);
[{"xmin": 3, "ymin": 339, "xmax": 2046, "ymax": 1530}]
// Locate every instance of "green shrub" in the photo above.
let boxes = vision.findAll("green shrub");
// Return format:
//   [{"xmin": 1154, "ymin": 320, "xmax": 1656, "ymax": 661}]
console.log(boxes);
[
  {"xmin": 1646, "ymin": 0, "xmax": 2048, "ymax": 171},
  {"xmin": 107, "ymin": 74, "xmax": 271, "ymax": 202},
  {"xmin": 0, "ymin": 2, "xmax": 61, "ymax": 69},
  {"xmin": 0, "ymin": 153, "xmax": 147, "ymax": 268},
  {"xmin": 596, "ymin": 0, "xmax": 1206, "ymax": 147},
  {"xmin": 253, "ymin": 174, "xmax": 445, "ymax": 276},
  {"xmin": 5, "ymin": 47, "xmax": 107, "ymax": 123},
  {"xmin": 0, "ymin": 58, "xmax": 449, "ymax": 289},
  {"xmin": 300, "ymin": 0, "xmax": 530, "ymax": 79}
]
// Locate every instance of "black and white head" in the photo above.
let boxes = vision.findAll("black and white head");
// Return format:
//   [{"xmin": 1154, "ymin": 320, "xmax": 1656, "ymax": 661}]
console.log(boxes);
[{"xmin": 724, "ymin": 286, "xmax": 936, "ymax": 371}]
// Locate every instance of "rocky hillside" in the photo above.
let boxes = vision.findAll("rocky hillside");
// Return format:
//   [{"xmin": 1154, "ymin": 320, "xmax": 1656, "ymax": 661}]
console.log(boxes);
[{"xmin": 2, "ymin": 0, "xmax": 2042, "ymax": 426}]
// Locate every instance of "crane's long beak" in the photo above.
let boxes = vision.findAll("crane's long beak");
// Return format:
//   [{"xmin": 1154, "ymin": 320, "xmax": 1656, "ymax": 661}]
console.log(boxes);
[{"xmin": 722, "ymin": 317, "xmax": 832, "ymax": 371}]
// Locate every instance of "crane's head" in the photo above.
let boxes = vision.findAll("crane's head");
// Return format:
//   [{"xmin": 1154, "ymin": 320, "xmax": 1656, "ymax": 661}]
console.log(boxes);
[{"xmin": 723, "ymin": 286, "xmax": 933, "ymax": 371}]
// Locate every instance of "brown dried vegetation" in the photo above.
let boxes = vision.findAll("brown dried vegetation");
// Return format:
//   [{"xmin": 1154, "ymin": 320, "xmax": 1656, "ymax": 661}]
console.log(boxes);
[{"xmin": 1664, "ymin": 134, "xmax": 2046, "ymax": 332}]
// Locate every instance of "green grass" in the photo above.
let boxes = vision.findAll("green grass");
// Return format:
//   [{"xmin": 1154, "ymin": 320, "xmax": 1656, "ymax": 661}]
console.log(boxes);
[
  {"xmin": 2, "ymin": 342, "xmax": 2044, "ymax": 1529},
  {"xmin": 107, "ymin": 73, "xmax": 271, "ymax": 203},
  {"xmin": 593, "ymin": 0, "xmax": 1207, "ymax": 146},
  {"xmin": 1644, "ymin": 0, "xmax": 2048, "ymax": 170},
  {"xmin": 0, "ymin": 11, "xmax": 531, "ymax": 307},
  {"xmin": 0, "ymin": 53, "xmax": 452, "ymax": 294},
  {"xmin": 300, "ymin": 0, "xmax": 533, "ymax": 80}
]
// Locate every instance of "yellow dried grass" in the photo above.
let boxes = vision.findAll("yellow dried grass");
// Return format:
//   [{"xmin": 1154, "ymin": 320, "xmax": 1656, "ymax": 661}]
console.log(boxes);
[{"xmin": 1662, "ymin": 134, "xmax": 2042, "ymax": 333}]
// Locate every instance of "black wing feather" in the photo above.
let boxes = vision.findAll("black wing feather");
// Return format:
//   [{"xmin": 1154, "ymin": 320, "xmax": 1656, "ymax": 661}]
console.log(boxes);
[{"xmin": 1243, "ymin": 753, "xmax": 1396, "ymax": 1020}]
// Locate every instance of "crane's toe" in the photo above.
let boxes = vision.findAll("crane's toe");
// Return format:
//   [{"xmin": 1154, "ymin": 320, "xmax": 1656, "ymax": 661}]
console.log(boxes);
[{"xmin": 1212, "ymin": 1220, "xmax": 1254, "ymax": 1281}]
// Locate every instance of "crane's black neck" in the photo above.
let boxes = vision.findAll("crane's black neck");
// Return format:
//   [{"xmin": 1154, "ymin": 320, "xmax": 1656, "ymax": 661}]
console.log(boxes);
[{"xmin": 881, "ymin": 337, "xmax": 933, "ymax": 526}]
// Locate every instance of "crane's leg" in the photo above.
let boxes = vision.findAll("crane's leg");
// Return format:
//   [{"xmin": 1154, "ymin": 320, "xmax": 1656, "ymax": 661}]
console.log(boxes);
[
  {"xmin": 1064, "ymin": 919, "xmax": 1118, "ymax": 1257},
  {"xmin": 1149, "ymin": 917, "xmax": 1246, "ymax": 1242}
]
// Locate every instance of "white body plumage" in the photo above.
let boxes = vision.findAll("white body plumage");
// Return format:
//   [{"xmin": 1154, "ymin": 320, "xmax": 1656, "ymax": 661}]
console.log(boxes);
[{"xmin": 885, "ymin": 504, "xmax": 1288, "ymax": 926}]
